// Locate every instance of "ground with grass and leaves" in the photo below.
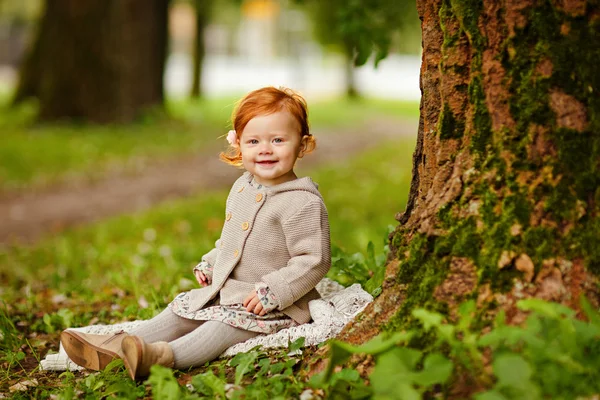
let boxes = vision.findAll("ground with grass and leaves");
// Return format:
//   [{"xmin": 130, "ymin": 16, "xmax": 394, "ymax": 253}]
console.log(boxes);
[{"xmin": 3, "ymin": 94, "xmax": 598, "ymax": 399}]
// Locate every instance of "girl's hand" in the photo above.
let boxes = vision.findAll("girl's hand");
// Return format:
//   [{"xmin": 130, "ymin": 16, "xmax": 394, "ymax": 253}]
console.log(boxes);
[
  {"xmin": 243, "ymin": 290, "xmax": 267, "ymax": 316},
  {"xmin": 194, "ymin": 269, "xmax": 209, "ymax": 286}
]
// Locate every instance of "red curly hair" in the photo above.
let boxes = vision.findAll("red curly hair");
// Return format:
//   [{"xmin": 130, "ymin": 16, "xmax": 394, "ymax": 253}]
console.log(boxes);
[{"xmin": 220, "ymin": 86, "xmax": 316, "ymax": 167}]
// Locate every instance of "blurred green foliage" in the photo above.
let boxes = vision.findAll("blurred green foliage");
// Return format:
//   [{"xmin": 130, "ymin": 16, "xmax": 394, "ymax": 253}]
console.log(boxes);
[{"xmin": 302, "ymin": 0, "xmax": 420, "ymax": 65}]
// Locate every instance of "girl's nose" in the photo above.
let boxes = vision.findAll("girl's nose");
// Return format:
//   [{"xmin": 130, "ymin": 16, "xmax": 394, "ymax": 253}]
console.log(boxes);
[{"xmin": 258, "ymin": 143, "xmax": 272, "ymax": 154}]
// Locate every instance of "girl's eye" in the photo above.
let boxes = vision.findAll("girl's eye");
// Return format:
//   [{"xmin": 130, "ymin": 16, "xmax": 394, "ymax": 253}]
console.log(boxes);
[
  {"xmin": 249, "ymin": 139, "xmax": 259, "ymax": 144},
  {"xmin": 273, "ymin": 138, "xmax": 283, "ymax": 143}
]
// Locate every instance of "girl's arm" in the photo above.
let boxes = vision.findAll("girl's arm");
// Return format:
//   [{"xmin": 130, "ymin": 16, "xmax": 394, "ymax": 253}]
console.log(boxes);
[
  {"xmin": 260, "ymin": 200, "xmax": 331, "ymax": 310},
  {"xmin": 193, "ymin": 261, "xmax": 213, "ymax": 285},
  {"xmin": 193, "ymin": 238, "xmax": 221, "ymax": 285}
]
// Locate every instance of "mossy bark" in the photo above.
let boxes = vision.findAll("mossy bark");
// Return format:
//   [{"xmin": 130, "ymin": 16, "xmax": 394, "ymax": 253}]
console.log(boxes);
[
  {"xmin": 13, "ymin": 0, "xmax": 169, "ymax": 123},
  {"xmin": 339, "ymin": 0, "xmax": 600, "ymax": 352}
]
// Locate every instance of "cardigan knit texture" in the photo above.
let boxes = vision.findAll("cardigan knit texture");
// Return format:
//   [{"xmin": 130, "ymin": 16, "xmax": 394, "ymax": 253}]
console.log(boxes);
[{"xmin": 185, "ymin": 172, "xmax": 331, "ymax": 324}]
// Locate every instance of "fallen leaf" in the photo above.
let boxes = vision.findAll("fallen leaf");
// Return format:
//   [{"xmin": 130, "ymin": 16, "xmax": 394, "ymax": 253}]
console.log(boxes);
[
  {"xmin": 9, "ymin": 379, "xmax": 38, "ymax": 392},
  {"xmin": 52, "ymin": 294, "xmax": 67, "ymax": 304}
]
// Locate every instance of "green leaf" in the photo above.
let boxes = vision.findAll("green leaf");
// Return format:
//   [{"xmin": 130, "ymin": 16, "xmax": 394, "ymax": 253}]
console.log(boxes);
[
  {"xmin": 412, "ymin": 353, "xmax": 453, "ymax": 386},
  {"xmin": 191, "ymin": 371, "xmax": 226, "ymax": 397},
  {"xmin": 474, "ymin": 390, "xmax": 509, "ymax": 400},
  {"xmin": 373, "ymin": 382, "xmax": 420, "ymax": 400},
  {"xmin": 57, "ymin": 308, "xmax": 74, "ymax": 328},
  {"xmin": 325, "ymin": 331, "xmax": 414, "ymax": 379},
  {"xmin": 354, "ymin": 331, "xmax": 414, "ymax": 354},
  {"xmin": 437, "ymin": 324, "xmax": 456, "ymax": 342},
  {"xmin": 366, "ymin": 241, "xmax": 376, "ymax": 270},
  {"xmin": 412, "ymin": 308, "xmax": 444, "ymax": 331},
  {"xmin": 385, "ymin": 347, "xmax": 422, "ymax": 372},
  {"xmin": 103, "ymin": 358, "xmax": 123, "ymax": 372},
  {"xmin": 257, "ymin": 357, "xmax": 271, "ymax": 376},
  {"xmin": 572, "ymin": 318, "xmax": 600, "ymax": 342},
  {"xmin": 43, "ymin": 313, "xmax": 53, "ymax": 332},
  {"xmin": 492, "ymin": 354, "xmax": 531, "ymax": 389},
  {"xmin": 229, "ymin": 350, "xmax": 259, "ymax": 385},
  {"xmin": 371, "ymin": 348, "xmax": 422, "ymax": 400},
  {"xmin": 580, "ymin": 295, "xmax": 600, "ymax": 327},
  {"xmin": 147, "ymin": 365, "xmax": 181, "ymax": 400},
  {"xmin": 457, "ymin": 300, "xmax": 476, "ymax": 330},
  {"xmin": 517, "ymin": 298, "xmax": 575, "ymax": 319},
  {"xmin": 331, "ymin": 368, "xmax": 360, "ymax": 386},
  {"xmin": 289, "ymin": 336, "xmax": 305, "ymax": 352},
  {"xmin": 325, "ymin": 342, "xmax": 354, "ymax": 380}
]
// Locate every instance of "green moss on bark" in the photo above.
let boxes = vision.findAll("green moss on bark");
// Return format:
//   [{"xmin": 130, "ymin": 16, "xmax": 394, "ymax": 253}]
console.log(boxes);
[
  {"xmin": 468, "ymin": 75, "xmax": 493, "ymax": 156},
  {"xmin": 449, "ymin": 0, "xmax": 485, "ymax": 49},
  {"xmin": 385, "ymin": 233, "xmax": 451, "ymax": 334},
  {"xmin": 439, "ymin": 102, "xmax": 465, "ymax": 139},
  {"xmin": 503, "ymin": 1, "xmax": 600, "ymax": 275}
]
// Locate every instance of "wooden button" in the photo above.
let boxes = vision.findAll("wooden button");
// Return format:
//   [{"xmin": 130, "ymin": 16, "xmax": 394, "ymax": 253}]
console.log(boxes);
[
  {"xmin": 256, "ymin": 193, "xmax": 263, "ymax": 202},
  {"xmin": 241, "ymin": 221, "xmax": 249, "ymax": 231},
  {"xmin": 226, "ymin": 212, "xmax": 232, "ymax": 221},
  {"xmin": 237, "ymin": 186, "xmax": 245, "ymax": 193},
  {"xmin": 233, "ymin": 249, "xmax": 239, "ymax": 257}
]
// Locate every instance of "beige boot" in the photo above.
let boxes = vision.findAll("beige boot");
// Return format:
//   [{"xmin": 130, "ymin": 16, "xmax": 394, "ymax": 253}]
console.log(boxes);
[
  {"xmin": 121, "ymin": 336, "xmax": 174, "ymax": 380},
  {"xmin": 60, "ymin": 330, "xmax": 128, "ymax": 371}
]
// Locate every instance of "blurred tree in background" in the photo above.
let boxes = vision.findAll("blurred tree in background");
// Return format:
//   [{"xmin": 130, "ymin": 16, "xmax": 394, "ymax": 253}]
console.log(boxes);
[
  {"xmin": 190, "ymin": 0, "xmax": 214, "ymax": 99},
  {"xmin": 12, "ymin": 0, "xmax": 170, "ymax": 123},
  {"xmin": 305, "ymin": 0, "xmax": 418, "ymax": 98},
  {"xmin": 7, "ymin": 0, "xmax": 418, "ymax": 122}
]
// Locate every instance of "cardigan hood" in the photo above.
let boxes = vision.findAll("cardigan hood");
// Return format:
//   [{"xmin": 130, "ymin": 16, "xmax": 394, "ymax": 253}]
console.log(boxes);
[{"xmin": 242, "ymin": 171, "xmax": 322, "ymax": 198}]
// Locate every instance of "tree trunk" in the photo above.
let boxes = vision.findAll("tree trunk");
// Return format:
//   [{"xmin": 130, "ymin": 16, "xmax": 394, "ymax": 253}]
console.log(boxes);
[
  {"xmin": 190, "ymin": 0, "xmax": 212, "ymax": 99},
  {"xmin": 339, "ymin": 0, "xmax": 599, "ymax": 345},
  {"xmin": 344, "ymin": 43, "xmax": 359, "ymax": 99},
  {"xmin": 13, "ymin": 0, "xmax": 169, "ymax": 123}
]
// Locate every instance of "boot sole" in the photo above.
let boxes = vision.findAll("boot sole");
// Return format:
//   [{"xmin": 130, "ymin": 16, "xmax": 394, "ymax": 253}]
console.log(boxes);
[
  {"xmin": 122, "ymin": 336, "xmax": 143, "ymax": 380},
  {"xmin": 60, "ymin": 330, "xmax": 118, "ymax": 371}
]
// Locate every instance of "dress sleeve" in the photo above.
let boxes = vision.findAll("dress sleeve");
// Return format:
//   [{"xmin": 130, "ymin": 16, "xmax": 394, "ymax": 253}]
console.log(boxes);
[
  {"xmin": 260, "ymin": 200, "xmax": 331, "ymax": 310},
  {"xmin": 193, "ymin": 261, "xmax": 214, "ymax": 283},
  {"xmin": 255, "ymin": 282, "xmax": 279, "ymax": 313}
]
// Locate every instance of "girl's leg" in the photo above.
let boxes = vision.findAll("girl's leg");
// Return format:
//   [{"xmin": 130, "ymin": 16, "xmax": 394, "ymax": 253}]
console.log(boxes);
[
  {"xmin": 128, "ymin": 307, "xmax": 203, "ymax": 343},
  {"xmin": 169, "ymin": 321, "xmax": 259, "ymax": 369}
]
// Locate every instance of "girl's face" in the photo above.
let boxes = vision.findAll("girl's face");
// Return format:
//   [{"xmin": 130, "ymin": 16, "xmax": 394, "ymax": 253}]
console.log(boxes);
[{"xmin": 239, "ymin": 110, "xmax": 307, "ymax": 187}]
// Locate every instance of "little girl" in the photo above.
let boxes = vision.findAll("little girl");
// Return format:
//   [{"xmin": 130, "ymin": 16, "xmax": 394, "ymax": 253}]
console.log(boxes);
[{"xmin": 60, "ymin": 86, "xmax": 331, "ymax": 379}]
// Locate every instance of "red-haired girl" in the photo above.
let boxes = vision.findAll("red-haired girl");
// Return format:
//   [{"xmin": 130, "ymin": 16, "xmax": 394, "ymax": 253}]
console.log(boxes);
[{"xmin": 60, "ymin": 87, "xmax": 331, "ymax": 379}]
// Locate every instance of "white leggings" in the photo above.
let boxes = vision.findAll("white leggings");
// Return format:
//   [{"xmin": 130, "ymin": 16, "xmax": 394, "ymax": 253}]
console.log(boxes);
[{"xmin": 128, "ymin": 307, "xmax": 259, "ymax": 369}]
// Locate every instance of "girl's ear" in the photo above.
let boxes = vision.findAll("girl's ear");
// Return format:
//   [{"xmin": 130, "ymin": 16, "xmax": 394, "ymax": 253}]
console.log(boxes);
[{"xmin": 298, "ymin": 136, "xmax": 309, "ymax": 158}]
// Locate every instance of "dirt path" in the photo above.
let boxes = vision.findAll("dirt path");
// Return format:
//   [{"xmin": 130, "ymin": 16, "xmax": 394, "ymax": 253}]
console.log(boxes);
[{"xmin": 0, "ymin": 118, "xmax": 417, "ymax": 245}]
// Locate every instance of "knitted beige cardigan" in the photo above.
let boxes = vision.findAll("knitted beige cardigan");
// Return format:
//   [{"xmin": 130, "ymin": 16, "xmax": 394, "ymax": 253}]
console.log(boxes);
[{"xmin": 186, "ymin": 172, "xmax": 331, "ymax": 324}]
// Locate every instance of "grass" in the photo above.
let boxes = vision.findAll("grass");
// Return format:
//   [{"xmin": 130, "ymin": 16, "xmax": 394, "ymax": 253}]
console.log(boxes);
[
  {"xmin": 0, "ymin": 94, "xmax": 418, "ymax": 192},
  {"xmin": 0, "ymin": 137, "xmax": 414, "ymax": 397}
]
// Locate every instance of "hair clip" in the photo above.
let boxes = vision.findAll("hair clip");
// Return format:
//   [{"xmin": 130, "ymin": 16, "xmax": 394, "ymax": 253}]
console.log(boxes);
[{"xmin": 226, "ymin": 130, "xmax": 238, "ymax": 146}]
